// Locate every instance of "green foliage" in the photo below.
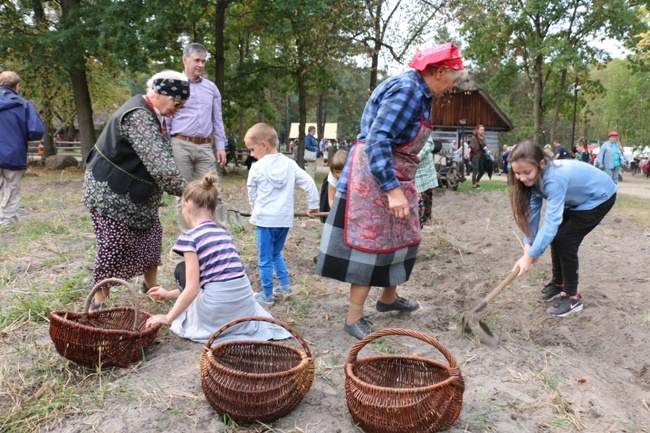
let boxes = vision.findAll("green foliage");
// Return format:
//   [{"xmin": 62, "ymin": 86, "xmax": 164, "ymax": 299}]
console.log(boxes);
[
  {"xmin": 455, "ymin": 0, "xmax": 646, "ymax": 144},
  {"xmin": 587, "ymin": 58, "xmax": 650, "ymax": 144},
  {"xmin": 2, "ymin": 0, "xmax": 649, "ymax": 150}
]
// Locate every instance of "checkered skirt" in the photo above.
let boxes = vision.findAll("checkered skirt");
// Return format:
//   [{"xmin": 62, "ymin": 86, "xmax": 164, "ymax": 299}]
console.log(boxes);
[{"xmin": 315, "ymin": 192, "xmax": 419, "ymax": 287}]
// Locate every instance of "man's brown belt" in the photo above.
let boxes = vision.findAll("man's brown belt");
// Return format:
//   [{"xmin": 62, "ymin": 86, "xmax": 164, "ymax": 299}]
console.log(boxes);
[{"xmin": 172, "ymin": 134, "xmax": 212, "ymax": 144}]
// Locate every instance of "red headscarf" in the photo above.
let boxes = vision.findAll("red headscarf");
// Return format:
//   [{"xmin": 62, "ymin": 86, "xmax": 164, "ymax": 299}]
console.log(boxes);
[{"xmin": 408, "ymin": 42, "xmax": 464, "ymax": 71}]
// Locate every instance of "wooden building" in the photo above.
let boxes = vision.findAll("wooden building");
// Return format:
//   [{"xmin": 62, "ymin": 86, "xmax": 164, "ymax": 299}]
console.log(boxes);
[{"xmin": 429, "ymin": 79, "xmax": 514, "ymax": 153}]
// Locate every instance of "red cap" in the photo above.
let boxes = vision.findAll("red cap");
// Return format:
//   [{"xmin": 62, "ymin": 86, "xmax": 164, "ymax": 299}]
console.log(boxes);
[
  {"xmin": 608, "ymin": 131, "xmax": 618, "ymax": 137},
  {"xmin": 408, "ymin": 42, "xmax": 464, "ymax": 71}
]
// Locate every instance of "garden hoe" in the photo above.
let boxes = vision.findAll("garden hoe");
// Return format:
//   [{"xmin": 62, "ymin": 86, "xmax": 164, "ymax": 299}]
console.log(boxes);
[{"xmin": 461, "ymin": 266, "xmax": 519, "ymax": 344}]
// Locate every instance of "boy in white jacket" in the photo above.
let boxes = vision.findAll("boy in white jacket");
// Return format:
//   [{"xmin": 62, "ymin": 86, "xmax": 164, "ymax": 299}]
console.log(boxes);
[{"xmin": 245, "ymin": 123, "xmax": 319, "ymax": 305}]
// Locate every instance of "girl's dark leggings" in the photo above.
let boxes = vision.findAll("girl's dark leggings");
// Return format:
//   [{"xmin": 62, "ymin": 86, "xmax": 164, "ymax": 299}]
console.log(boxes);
[{"xmin": 550, "ymin": 193, "xmax": 616, "ymax": 295}]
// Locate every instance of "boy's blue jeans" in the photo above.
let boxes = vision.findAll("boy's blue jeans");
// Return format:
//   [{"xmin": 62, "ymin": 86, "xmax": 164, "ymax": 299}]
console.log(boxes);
[{"xmin": 256, "ymin": 226, "xmax": 290, "ymax": 295}]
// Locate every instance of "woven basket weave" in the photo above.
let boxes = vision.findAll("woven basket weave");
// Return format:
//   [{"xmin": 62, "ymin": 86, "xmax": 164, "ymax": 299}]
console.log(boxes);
[
  {"xmin": 49, "ymin": 278, "xmax": 160, "ymax": 368},
  {"xmin": 199, "ymin": 316, "xmax": 314, "ymax": 424},
  {"xmin": 345, "ymin": 328, "xmax": 465, "ymax": 433}
]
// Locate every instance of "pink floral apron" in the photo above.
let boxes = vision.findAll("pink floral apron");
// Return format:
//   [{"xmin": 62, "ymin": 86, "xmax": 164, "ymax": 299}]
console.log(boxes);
[{"xmin": 344, "ymin": 118, "xmax": 433, "ymax": 253}]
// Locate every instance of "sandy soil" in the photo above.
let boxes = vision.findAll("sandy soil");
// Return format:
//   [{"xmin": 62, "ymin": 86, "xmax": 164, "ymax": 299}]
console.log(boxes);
[{"xmin": 3, "ymin": 165, "xmax": 650, "ymax": 433}]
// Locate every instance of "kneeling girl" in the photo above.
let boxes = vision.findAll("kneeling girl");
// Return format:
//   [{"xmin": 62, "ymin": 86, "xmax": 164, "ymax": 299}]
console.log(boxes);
[{"xmin": 145, "ymin": 172, "xmax": 290, "ymax": 343}]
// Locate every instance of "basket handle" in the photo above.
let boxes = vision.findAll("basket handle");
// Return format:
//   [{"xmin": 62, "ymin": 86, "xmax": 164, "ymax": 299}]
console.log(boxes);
[
  {"xmin": 346, "ymin": 328, "xmax": 461, "ymax": 375},
  {"xmin": 82, "ymin": 278, "xmax": 140, "ymax": 331},
  {"xmin": 203, "ymin": 315, "xmax": 312, "ymax": 358}
]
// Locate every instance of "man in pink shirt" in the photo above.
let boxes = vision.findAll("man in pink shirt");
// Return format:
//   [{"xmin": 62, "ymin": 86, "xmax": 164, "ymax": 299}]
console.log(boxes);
[{"xmin": 166, "ymin": 43, "xmax": 228, "ymax": 232}]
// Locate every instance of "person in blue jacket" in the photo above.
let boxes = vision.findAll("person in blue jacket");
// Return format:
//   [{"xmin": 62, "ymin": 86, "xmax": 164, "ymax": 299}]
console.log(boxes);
[
  {"xmin": 508, "ymin": 140, "xmax": 617, "ymax": 317},
  {"xmin": 595, "ymin": 131, "xmax": 626, "ymax": 184},
  {"xmin": 0, "ymin": 71, "xmax": 45, "ymax": 227},
  {"xmin": 304, "ymin": 125, "xmax": 319, "ymax": 179}
]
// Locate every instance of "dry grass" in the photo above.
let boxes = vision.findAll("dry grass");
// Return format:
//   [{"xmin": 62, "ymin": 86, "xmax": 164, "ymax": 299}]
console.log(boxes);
[{"xmin": 2, "ymin": 165, "xmax": 649, "ymax": 432}]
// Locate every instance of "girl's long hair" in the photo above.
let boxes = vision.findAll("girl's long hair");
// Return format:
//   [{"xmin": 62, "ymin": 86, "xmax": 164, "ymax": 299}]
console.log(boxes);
[
  {"xmin": 507, "ymin": 141, "xmax": 552, "ymax": 237},
  {"xmin": 182, "ymin": 171, "xmax": 219, "ymax": 213}
]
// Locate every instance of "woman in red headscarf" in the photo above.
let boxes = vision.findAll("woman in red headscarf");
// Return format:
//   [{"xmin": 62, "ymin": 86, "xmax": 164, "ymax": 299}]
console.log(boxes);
[{"xmin": 316, "ymin": 43, "xmax": 467, "ymax": 339}]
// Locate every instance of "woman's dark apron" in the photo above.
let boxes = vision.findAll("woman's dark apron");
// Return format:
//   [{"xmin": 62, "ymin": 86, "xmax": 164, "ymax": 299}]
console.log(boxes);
[{"xmin": 344, "ymin": 119, "xmax": 433, "ymax": 253}]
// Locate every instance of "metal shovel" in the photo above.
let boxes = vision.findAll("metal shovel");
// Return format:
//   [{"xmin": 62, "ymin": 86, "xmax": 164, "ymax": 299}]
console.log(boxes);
[{"xmin": 461, "ymin": 267, "xmax": 519, "ymax": 343}]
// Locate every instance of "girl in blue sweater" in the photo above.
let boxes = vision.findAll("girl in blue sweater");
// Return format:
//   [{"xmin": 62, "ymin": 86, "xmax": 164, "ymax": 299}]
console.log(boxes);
[{"xmin": 508, "ymin": 141, "xmax": 617, "ymax": 316}]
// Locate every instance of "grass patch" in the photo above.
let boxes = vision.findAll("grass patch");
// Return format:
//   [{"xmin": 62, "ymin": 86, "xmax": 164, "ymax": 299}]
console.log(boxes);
[
  {"xmin": 611, "ymin": 194, "xmax": 650, "ymax": 226},
  {"xmin": 370, "ymin": 336, "xmax": 396, "ymax": 355},
  {"xmin": 0, "ymin": 330, "xmax": 108, "ymax": 433},
  {"xmin": 461, "ymin": 392, "xmax": 499, "ymax": 432},
  {"xmin": 0, "ymin": 274, "xmax": 88, "ymax": 327},
  {"xmin": 456, "ymin": 178, "xmax": 509, "ymax": 193},
  {"xmin": 536, "ymin": 371, "xmax": 585, "ymax": 430},
  {"xmin": 314, "ymin": 359, "xmax": 340, "ymax": 390}
]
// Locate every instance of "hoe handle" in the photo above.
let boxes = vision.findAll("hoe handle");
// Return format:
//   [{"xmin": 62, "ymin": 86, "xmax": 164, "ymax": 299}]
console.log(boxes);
[{"xmin": 472, "ymin": 267, "xmax": 519, "ymax": 313}]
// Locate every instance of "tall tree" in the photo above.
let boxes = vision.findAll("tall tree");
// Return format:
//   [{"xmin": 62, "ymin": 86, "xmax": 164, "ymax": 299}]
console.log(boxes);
[
  {"xmin": 360, "ymin": 0, "xmax": 449, "ymax": 90},
  {"xmin": 214, "ymin": 0, "xmax": 238, "ymax": 93},
  {"xmin": 456, "ymin": 0, "xmax": 644, "ymax": 146},
  {"xmin": 59, "ymin": 0, "xmax": 98, "ymax": 161},
  {"xmin": 587, "ymin": 58, "xmax": 650, "ymax": 145},
  {"xmin": 254, "ymin": 0, "xmax": 362, "ymax": 166}
]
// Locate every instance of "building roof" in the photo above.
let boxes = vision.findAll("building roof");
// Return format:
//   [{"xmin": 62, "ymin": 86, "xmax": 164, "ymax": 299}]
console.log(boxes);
[{"xmin": 430, "ymin": 79, "xmax": 514, "ymax": 131}]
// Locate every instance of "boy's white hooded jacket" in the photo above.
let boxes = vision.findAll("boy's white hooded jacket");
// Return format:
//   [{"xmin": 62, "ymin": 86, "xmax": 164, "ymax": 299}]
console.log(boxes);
[{"xmin": 246, "ymin": 153, "xmax": 320, "ymax": 227}]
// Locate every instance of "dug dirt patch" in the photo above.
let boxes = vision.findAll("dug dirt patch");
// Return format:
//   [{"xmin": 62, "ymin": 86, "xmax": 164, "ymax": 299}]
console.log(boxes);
[{"xmin": 2, "ymin": 167, "xmax": 650, "ymax": 433}]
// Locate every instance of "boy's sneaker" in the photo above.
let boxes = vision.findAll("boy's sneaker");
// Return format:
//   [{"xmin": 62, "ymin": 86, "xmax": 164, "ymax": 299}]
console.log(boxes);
[
  {"xmin": 254, "ymin": 292, "xmax": 274, "ymax": 306},
  {"xmin": 273, "ymin": 285, "xmax": 293, "ymax": 297},
  {"xmin": 541, "ymin": 282, "xmax": 563, "ymax": 301},
  {"xmin": 547, "ymin": 293, "xmax": 583, "ymax": 317},
  {"xmin": 343, "ymin": 316, "xmax": 373, "ymax": 340}
]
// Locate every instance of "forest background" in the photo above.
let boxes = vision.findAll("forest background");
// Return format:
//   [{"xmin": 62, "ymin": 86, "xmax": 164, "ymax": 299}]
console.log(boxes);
[{"xmin": 1, "ymin": 0, "xmax": 650, "ymax": 163}]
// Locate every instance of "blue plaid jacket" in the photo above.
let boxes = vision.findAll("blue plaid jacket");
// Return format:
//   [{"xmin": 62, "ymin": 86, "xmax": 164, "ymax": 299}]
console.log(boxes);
[{"xmin": 338, "ymin": 69, "xmax": 432, "ymax": 193}]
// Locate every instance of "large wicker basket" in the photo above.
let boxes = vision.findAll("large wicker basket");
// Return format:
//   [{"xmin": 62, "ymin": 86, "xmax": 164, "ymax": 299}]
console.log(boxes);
[
  {"xmin": 199, "ymin": 316, "xmax": 314, "ymax": 424},
  {"xmin": 345, "ymin": 328, "xmax": 465, "ymax": 433},
  {"xmin": 49, "ymin": 278, "xmax": 161, "ymax": 368}
]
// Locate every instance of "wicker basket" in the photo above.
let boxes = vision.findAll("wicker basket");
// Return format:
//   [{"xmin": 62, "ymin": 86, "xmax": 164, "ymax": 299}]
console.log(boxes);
[
  {"xmin": 199, "ymin": 316, "xmax": 314, "ymax": 424},
  {"xmin": 49, "ymin": 278, "xmax": 161, "ymax": 368},
  {"xmin": 345, "ymin": 328, "xmax": 465, "ymax": 433}
]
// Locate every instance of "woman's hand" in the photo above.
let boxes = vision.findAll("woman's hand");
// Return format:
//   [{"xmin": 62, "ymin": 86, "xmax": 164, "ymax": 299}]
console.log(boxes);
[
  {"xmin": 146, "ymin": 314, "xmax": 170, "ymax": 328},
  {"xmin": 306, "ymin": 208, "xmax": 319, "ymax": 219},
  {"xmin": 385, "ymin": 187, "xmax": 409, "ymax": 219}
]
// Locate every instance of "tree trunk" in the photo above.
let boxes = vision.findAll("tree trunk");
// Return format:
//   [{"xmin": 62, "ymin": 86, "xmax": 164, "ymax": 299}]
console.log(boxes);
[
  {"xmin": 532, "ymin": 55, "xmax": 544, "ymax": 147},
  {"xmin": 297, "ymin": 51, "xmax": 307, "ymax": 169},
  {"xmin": 238, "ymin": 106, "xmax": 245, "ymax": 148},
  {"xmin": 257, "ymin": 91, "xmax": 265, "ymax": 122},
  {"xmin": 368, "ymin": 1, "xmax": 382, "ymax": 91},
  {"xmin": 60, "ymin": 0, "xmax": 95, "ymax": 165},
  {"xmin": 549, "ymin": 69, "xmax": 567, "ymax": 145},
  {"xmin": 213, "ymin": 0, "xmax": 230, "ymax": 94},
  {"xmin": 284, "ymin": 92, "xmax": 290, "ymax": 151},
  {"xmin": 316, "ymin": 94, "xmax": 324, "ymax": 140},
  {"xmin": 32, "ymin": 0, "xmax": 56, "ymax": 157},
  {"xmin": 69, "ymin": 68, "xmax": 95, "ymax": 164}
]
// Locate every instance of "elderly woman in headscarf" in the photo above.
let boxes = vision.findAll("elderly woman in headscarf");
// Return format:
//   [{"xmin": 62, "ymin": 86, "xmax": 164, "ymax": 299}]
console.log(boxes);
[
  {"xmin": 83, "ymin": 70, "xmax": 189, "ymax": 308},
  {"xmin": 316, "ymin": 43, "xmax": 467, "ymax": 339}
]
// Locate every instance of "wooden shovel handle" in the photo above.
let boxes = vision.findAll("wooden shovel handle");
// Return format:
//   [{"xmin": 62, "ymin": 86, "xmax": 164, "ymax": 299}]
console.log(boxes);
[
  {"xmin": 471, "ymin": 267, "xmax": 519, "ymax": 314},
  {"xmin": 231, "ymin": 210, "xmax": 328, "ymax": 218},
  {"xmin": 294, "ymin": 212, "xmax": 329, "ymax": 218}
]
